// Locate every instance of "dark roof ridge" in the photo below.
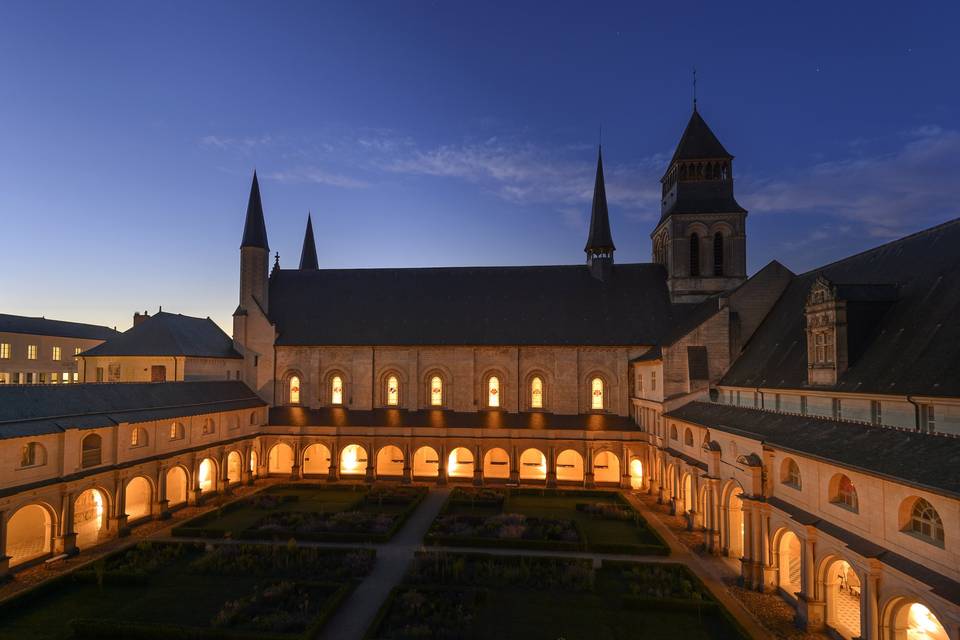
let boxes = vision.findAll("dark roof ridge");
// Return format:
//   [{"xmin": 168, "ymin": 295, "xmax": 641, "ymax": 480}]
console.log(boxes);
[{"xmin": 273, "ymin": 262, "xmax": 660, "ymax": 274}]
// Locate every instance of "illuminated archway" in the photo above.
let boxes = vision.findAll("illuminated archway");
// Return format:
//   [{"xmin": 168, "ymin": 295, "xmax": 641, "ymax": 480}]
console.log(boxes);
[
  {"xmin": 227, "ymin": 451, "xmax": 243, "ymax": 484},
  {"xmin": 726, "ymin": 483, "xmax": 745, "ymax": 558},
  {"xmin": 777, "ymin": 530, "xmax": 801, "ymax": 596},
  {"xmin": 482, "ymin": 447, "xmax": 510, "ymax": 480},
  {"xmin": 268, "ymin": 443, "xmax": 294, "ymax": 475},
  {"xmin": 377, "ymin": 445, "xmax": 404, "ymax": 477},
  {"xmin": 447, "ymin": 447, "xmax": 474, "ymax": 479},
  {"xmin": 302, "ymin": 443, "xmax": 331, "ymax": 475},
  {"xmin": 125, "ymin": 476, "xmax": 152, "ymax": 521},
  {"xmin": 823, "ymin": 558, "xmax": 861, "ymax": 640},
  {"xmin": 340, "ymin": 444, "xmax": 367, "ymax": 476},
  {"xmin": 6, "ymin": 504, "xmax": 53, "ymax": 566},
  {"xmin": 166, "ymin": 466, "xmax": 188, "ymax": 506},
  {"xmin": 681, "ymin": 473, "xmax": 693, "ymax": 513},
  {"xmin": 197, "ymin": 458, "xmax": 216, "ymax": 493},
  {"xmin": 593, "ymin": 450, "xmax": 620, "ymax": 484},
  {"xmin": 884, "ymin": 599, "xmax": 948, "ymax": 640},
  {"xmin": 629, "ymin": 458, "xmax": 643, "ymax": 489},
  {"xmin": 413, "ymin": 446, "xmax": 439, "ymax": 478},
  {"xmin": 556, "ymin": 449, "xmax": 584, "ymax": 482},
  {"xmin": 74, "ymin": 489, "xmax": 106, "ymax": 549},
  {"xmin": 519, "ymin": 448, "xmax": 546, "ymax": 481},
  {"xmin": 249, "ymin": 449, "xmax": 259, "ymax": 475}
]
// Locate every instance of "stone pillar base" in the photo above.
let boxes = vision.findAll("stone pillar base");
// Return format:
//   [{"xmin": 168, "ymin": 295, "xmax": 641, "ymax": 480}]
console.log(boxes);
[
  {"xmin": 509, "ymin": 471, "xmax": 519, "ymax": 484},
  {"xmin": 189, "ymin": 489, "xmax": 203, "ymax": 507},
  {"xmin": 153, "ymin": 499, "xmax": 170, "ymax": 518},
  {"xmin": 797, "ymin": 596, "xmax": 826, "ymax": 632},
  {"xmin": 365, "ymin": 469, "xmax": 375, "ymax": 484},
  {"xmin": 584, "ymin": 472, "xmax": 595, "ymax": 489},
  {"xmin": 668, "ymin": 498, "xmax": 677, "ymax": 516},
  {"xmin": 290, "ymin": 465, "xmax": 301, "ymax": 481},
  {"xmin": 55, "ymin": 532, "xmax": 78, "ymax": 555},
  {"xmin": 402, "ymin": 468, "xmax": 412, "ymax": 484},
  {"xmin": 0, "ymin": 556, "xmax": 9, "ymax": 580},
  {"xmin": 436, "ymin": 474, "xmax": 448, "ymax": 486},
  {"xmin": 761, "ymin": 564, "xmax": 779, "ymax": 593},
  {"xmin": 327, "ymin": 469, "xmax": 339, "ymax": 483},
  {"xmin": 473, "ymin": 471, "xmax": 484, "ymax": 487},
  {"xmin": 546, "ymin": 472, "xmax": 557, "ymax": 488},
  {"xmin": 620, "ymin": 476, "xmax": 631, "ymax": 489}
]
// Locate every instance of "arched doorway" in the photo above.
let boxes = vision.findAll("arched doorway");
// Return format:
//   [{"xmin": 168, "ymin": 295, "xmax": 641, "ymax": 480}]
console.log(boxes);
[
  {"xmin": 447, "ymin": 447, "xmax": 474, "ymax": 479},
  {"xmin": 824, "ymin": 558, "xmax": 862, "ymax": 640},
  {"xmin": 727, "ymin": 484, "xmax": 744, "ymax": 558},
  {"xmin": 6, "ymin": 504, "xmax": 53, "ymax": 566},
  {"xmin": 377, "ymin": 445, "xmax": 404, "ymax": 477},
  {"xmin": 482, "ymin": 447, "xmax": 509, "ymax": 480},
  {"xmin": 777, "ymin": 530, "xmax": 801, "ymax": 596},
  {"xmin": 629, "ymin": 458, "xmax": 643, "ymax": 490},
  {"xmin": 556, "ymin": 449, "xmax": 584, "ymax": 483},
  {"xmin": 412, "ymin": 446, "xmax": 439, "ymax": 478},
  {"xmin": 166, "ymin": 466, "xmax": 188, "ymax": 506},
  {"xmin": 74, "ymin": 489, "xmax": 106, "ymax": 549},
  {"xmin": 339, "ymin": 444, "xmax": 367, "ymax": 476},
  {"xmin": 593, "ymin": 450, "xmax": 620, "ymax": 484},
  {"xmin": 519, "ymin": 448, "xmax": 546, "ymax": 481},
  {"xmin": 885, "ymin": 599, "xmax": 949, "ymax": 640},
  {"xmin": 197, "ymin": 458, "xmax": 216, "ymax": 493},
  {"xmin": 125, "ymin": 476, "xmax": 152, "ymax": 521},
  {"xmin": 268, "ymin": 443, "xmax": 294, "ymax": 475},
  {"xmin": 302, "ymin": 443, "xmax": 331, "ymax": 475},
  {"xmin": 227, "ymin": 451, "xmax": 243, "ymax": 484}
]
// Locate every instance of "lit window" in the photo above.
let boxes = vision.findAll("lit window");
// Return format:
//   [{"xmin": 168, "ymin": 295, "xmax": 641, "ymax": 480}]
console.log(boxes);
[
  {"xmin": 782, "ymin": 459, "xmax": 801, "ymax": 489},
  {"xmin": 331, "ymin": 375, "xmax": 343, "ymax": 405},
  {"xmin": 27, "ymin": 344, "xmax": 37, "ymax": 360},
  {"xmin": 52, "ymin": 346, "xmax": 61, "ymax": 361},
  {"xmin": 651, "ymin": 370, "xmax": 657, "ymax": 391},
  {"xmin": 833, "ymin": 475, "xmax": 858, "ymax": 512},
  {"xmin": 531, "ymin": 376, "xmax": 543, "ymax": 409},
  {"xmin": 289, "ymin": 375, "xmax": 300, "ymax": 404},
  {"xmin": 591, "ymin": 377, "xmax": 604, "ymax": 410},
  {"xmin": 130, "ymin": 427, "xmax": 147, "ymax": 447},
  {"xmin": 814, "ymin": 331, "xmax": 834, "ymax": 364},
  {"xmin": 72, "ymin": 372, "xmax": 78, "ymax": 382},
  {"xmin": 62, "ymin": 372, "xmax": 69, "ymax": 384},
  {"xmin": 386, "ymin": 375, "xmax": 399, "ymax": 406},
  {"xmin": 430, "ymin": 376, "xmax": 443, "ymax": 406},
  {"xmin": 487, "ymin": 376, "xmax": 500, "ymax": 408},
  {"xmin": 908, "ymin": 498, "xmax": 944, "ymax": 544},
  {"xmin": 169, "ymin": 422, "xmax": 184, "ymax": 440},
  {"xmin": 0, "ymin": 343, "xmax": 9, "ymax": 359},
  {"xmin": 74, "ymin": 347, "xmax": 81, "ymax": 356}
]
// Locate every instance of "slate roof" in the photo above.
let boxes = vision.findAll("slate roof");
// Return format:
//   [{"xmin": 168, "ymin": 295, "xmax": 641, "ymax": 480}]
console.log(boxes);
[
  {"xmin": 584, "ymin": 147, "xmax": 615, "ymax": 254},
  {"xmin": 664, "ymin": 402, "xmax": 960, "ymax": 498},
  {"xmin": 0, "ymin": 314, "xmax": 118, "ymax": 341},
  {"xmin": 240, "ymin": 171, "xmax": 269, "ymax": 250},
  {"xmin": 270, "ymin": 406, "xmax": 638, "ymax": 431},
  {"xmin": 269, "ymin": 263, "xmax": 695, "ymax": 346},
  {"xmin": 80, "ymin": 312, "xmax": 242, "ymax": 358},
  {"xmin": 668, "ymin": 109, "xmax": 733, "ymax": 165},
  {"xmin": 0, "ymin": 381, "xmax": 265, "ymax": 439},
  {"xmin": 721, "ymin": 218, "xmax": 960, "ymax": 397}
]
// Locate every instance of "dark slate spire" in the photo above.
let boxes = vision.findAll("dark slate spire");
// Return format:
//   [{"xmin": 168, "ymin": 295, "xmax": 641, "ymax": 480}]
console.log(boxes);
[
  {"xmin": 299, "ymin": 213, "xmax": 319, "ymax": 270},
  {"xmin": 584, "ymin": 146, "xmax": 615, "ymax": 256},
  {"xmin": 669, "ymin": 110, "xmax": 732, "ymax": 165},
  {"xmin": 240, "ymin": 171, "xmax": 269, "ymax": 250}
]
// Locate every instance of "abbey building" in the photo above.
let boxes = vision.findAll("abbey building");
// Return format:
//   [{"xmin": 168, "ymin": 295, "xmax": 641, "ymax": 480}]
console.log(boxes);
[{"xmin": 0, "ymin": 107, "xmax": 958, "ymax": 640}]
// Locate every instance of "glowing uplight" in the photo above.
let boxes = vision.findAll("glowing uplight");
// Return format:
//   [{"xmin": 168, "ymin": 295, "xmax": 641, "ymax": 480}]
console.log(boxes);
[
  {"xmin": 629, "ymin": 459, "xmax": 643, "ymax": 489},
  {"xmin": 907, "ymin": 603, "xmax": 948, "ymax": 640}
]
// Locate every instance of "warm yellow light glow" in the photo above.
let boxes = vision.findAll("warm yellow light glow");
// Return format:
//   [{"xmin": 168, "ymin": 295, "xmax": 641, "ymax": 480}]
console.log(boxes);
[
  {"xmin": 386, "ymin": 376, "xmax": 399, "ymax": 406},
  {"xmin": 331, "ymin": 376, "xmax": 343, "ymax": 405},
  {"xmin": 289, "ymin": 376, "xmax": 301, "ymax": 404},
  {"xmin": 198, "ymin": 458, "xmax": 213, "ymax": 492},
  {"xmin": 341, "ymin": 444, "xmax": 366, "ymax": 473},
  {"xmin": 591, "ymin": 377, "xmax": 604, "ymax": 410},
  {"xmin": 488, "ymin": 376, "xmax": 500, "ymax": 408},
  {"xmin": 907, "ymin": 603, "xmax": 948, "ymax": 640},
  {"xmin": 249, "ymin": 451, "xmax": 258, "ymax": 473},
  {"xmin": 93, "ymin": 489, "xmax": 104, "ymax": 523},
  {"xmin": 531, "ymin": 376, "xmax": 543, "ymax": 409},
  {"xmin": 447, "ymin": 447, "xmax": 474, "ymax": 478},
  {"xmin": 430, "ymin": 376, "xmax": 443, "ymax": 406},
  {"xmin": 629, "ymin": 459, "xmax": 643, "ymax": 489}
]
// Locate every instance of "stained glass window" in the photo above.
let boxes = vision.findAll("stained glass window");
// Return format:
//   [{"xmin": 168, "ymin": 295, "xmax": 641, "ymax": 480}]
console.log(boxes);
[
  {"xmin": 289, "ymin": 375, "xmax": 301, "ymax": 404},
  {"xmin": 430, "ymin": 376, "xmax": 443, "ymax": 406},
  {"xmin": 531, "ymin": 376, "xmax": 543, "ymax": 409},
  {"xmin": 488, "ymin": 376, "xmax": 500, "ymax": 408},
  {"xmin": 331, "ymin": 375, "xmax": 343, "ymax": 405},
  {"xmin": 591, "ymin": 377, "xmax": 604, "ymax": 410},
  {"xmin": 387, "ymin": 375, "xmax": 399, "ymax": 406}
]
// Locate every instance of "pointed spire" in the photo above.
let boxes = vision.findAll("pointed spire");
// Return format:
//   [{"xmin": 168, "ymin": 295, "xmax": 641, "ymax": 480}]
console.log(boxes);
[
  {"xmin": 584, "ymin": 145, "xmax": 615, "ymax": 256},
  {"xmin": 669, "ymin": 109, "xmax": 732, "ymax": 165},
  {"xmin": 299, "ymin": 213, "xmax": 319, "ymax": 270},
  {"xmin": 240, "ymin": 170, "xmax": 269, "ymax": 250}
]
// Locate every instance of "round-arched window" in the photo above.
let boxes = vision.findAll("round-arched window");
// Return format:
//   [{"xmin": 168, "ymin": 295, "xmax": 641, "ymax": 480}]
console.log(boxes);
[
  {"xmin": 591, "ymin": 377, "xmax": 604, "ymax": 410},
  {"xmin": 487, "ymin": 376, "xmax": 500, "ymax": 408},
  {"xmin": 908, "ymin": 498, "xmax": 944, "ymax": 544},
  {"xmin": 386, "ymin": 375, "xmax": 399, "ymax": 406},
  {"xmin": 331, "ymin": 375, "xmax": 343, "ymax": 405},
  {"xmin": 289, "ymin": 375, "xmax": 301, "ymax": 404},
  {"xmin": 531, "ymin": 376, "xmax": 543, "ymax": 409},
  {"xmin": 430, "ymin": 376, "xmax": 443, "ymax": 407}
]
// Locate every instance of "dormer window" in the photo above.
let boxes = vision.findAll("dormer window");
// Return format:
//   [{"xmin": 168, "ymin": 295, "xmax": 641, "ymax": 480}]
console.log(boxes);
[{"xmin": 813, "ymin": 330, "xmax": 834, "ymax": 365}]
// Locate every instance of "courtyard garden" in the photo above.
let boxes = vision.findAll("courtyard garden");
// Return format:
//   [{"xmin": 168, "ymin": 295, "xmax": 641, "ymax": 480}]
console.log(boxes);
[
  {"xmin": 0, "ymin": 541, "xmax": 375, "ymax": 639},
  {"xmin": 172, "ymin": 483, "xmax": 427, "ymax": 543},
  {"xmin": 425, "ymin": 487, "xmax": 669, "ymax": 554},
  {"xmin": 365, "ymin": 551, "xmax": 748, "ymax": 640}
]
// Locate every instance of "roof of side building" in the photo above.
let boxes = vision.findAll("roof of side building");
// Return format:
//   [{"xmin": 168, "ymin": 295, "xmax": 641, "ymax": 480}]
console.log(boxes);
[
  {"xmin": 720, "ymin": 218, "xmax": 960, "ymax": 397},
  {"xmin": 0, "ymin": 381, "xmax": 265, "ymax": 439},
  {"xmin": 664, "ymin": 401, "xmax": 960, "ymax": 498},
  {"xmin": 0, "ymin": 314, "xmax": 119, "ymax": 341},
  {"xmin": 80, "ymin": 311, "xmax": 242, "ymax": 358}
]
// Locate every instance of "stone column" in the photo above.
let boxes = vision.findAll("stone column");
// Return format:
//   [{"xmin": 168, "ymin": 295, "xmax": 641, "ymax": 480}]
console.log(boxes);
[
  {"xmin": 859, "ymin": 569, "xmax": 880, "ymax": 640},
  {"xmin": 0, "ymin": 510, "xmax": 9, "ymax": 579},
  {"xmin": 761, "ymin": 513, "xmax": 778, "ymax": 592},
  {"xmin": 437, "ymin": 444, "xmax": 448, "ymax": 486},
  {"xmin": 290, "ymin": 442, "xmax": 302, "ymax": 481},
  {"xmin": 584, "ymin": 445, "xmax": 595, "ymax": 488},
  {"xmin": 402, "ymin": 443, "xmax": 413, "ymax": 484},
  {"xmin": 155, "ymin": 466, "xmax": 170, "ymax": 518},
  {"xmin": 689, "ymin": 474, "xmax": 702, "ymax": 530},
  {"xmin": 189, "ymin": 462, "xmax": 203, "ymax": 506},
  {"xmin": 545, "ymin": 445, "xmax": 557, "ymax": 488},
  {"xmin": 799, "ymin": 531, "xmax": 825, "ymax": 631},
  {"xmin": 740, "ymin": 506, "xmax": 754, "ymax": 583},
  {"xmin": 114, "ymin": 480, "xmax": 130, "ymax": 530},
  {"xmin": 328, "ymin": 442, "xmax": 340, "ymax": 483},
  {"xmin": 509, "ymin": 445, "xmax": 519, "ymax": 484},
  {"xmin": 365, "ymin": 442, "xmax": 376, "ymax": 483},
  {"xmin": 473, "ymin": 444, "xmax": 484, "ymax": 487},
  {"xmin": 619, "ymin": 444, "xmax": 631, "ymax": 489},
  {"xmin": 55, "ymin": 492, "xmax": 78, "ymax": 555}
]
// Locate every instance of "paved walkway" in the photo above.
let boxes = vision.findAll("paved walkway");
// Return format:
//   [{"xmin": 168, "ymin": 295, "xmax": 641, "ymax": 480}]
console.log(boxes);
[{"xmin": 317, "ymin": 487, "xmax": 450, "ymax": 640}]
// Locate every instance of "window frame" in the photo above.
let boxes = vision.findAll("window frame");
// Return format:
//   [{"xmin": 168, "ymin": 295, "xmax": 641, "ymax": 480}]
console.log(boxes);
[
  {"xmin": 429, "ymin": 375, "xmax": 444, "ymax": 407},
  {"xmin": 487, "ymin": 375, "xmax": 501, "ymax": 408}
]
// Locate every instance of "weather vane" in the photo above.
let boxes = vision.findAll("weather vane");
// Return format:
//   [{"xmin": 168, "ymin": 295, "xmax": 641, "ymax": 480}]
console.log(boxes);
[{"xmin": 693, "ymin": 66, "xmax": 697, "ymax": 111}]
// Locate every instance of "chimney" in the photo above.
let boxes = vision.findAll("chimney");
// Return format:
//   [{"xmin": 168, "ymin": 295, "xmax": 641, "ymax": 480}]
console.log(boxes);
[{"xmin": 133, "ymin": 310, "xmax": 150, "ymax": 327}]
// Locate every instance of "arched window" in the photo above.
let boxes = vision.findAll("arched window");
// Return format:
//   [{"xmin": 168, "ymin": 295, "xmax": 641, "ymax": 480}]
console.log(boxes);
[
  {"xmin": 386, "ymin": 375, "xmax": 399, "ymax": 406},
  {"xmin": 781, "ymin": 458, "xmax": 801, "ymax": 489},
  {"xmin": 130, "ymin": 427, "xmax": 148, "ymax": 448},
  {"xmin": 908, "ymin": 498, "xmax": 945, "ymax": 544},
  {"xmin": 331, "ymin": 375, "xmax": 343, "ymax": 405},
  {"xmin": 169, "ymin": 422, "xmax": 184, "ymax": 440},
  {"xmin": 249, "ymin": 411, "xmax": 258, "ymax": 425},
  {"xmin": 670, "ymin": 425, "xmax": 678, "ymax": 440},
  {"xmin": 713, "ymin": 232, "xmax": 724, "ymax": 276},
  {"xmin": 590, "ymin": 377, "xmax": 604, "ymax": 410},
  {"xmin": 430, "ymin": 375, "xmax": 443, "ymax": 407},
  {"xmin": 531, "ymin": 376, "xmax": 543, "ymax": 409},
  {"xmin": 81, "ymin": 434, "xmax": 102, "ymax": 468},
  {"xmin": 689, "ymin": 234, "xmax": 700, "ymax": 276},
  {"xmin": 832, "ymin": 474, "xmax": 858, "ymax": 512},
  {"xmin": 288, "ymin": 375, "xmax": 301, "ymax": 404},
  {"xmin": 487, "ymin": 376, "xmax": 500, "ymax": 408},
  {"xmin": 19, "ymin": 442, "xmax": 45, "ymax": 468},
  {"xmin": 683, "ymin": 428, "xmax": 694, "ymax": 446},
  {"xmin": 201, "ymin": 418, "xmax": 215, "ymax": 435}
]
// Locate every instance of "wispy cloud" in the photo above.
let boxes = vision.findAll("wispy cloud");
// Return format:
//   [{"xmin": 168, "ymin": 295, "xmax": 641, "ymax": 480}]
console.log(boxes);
[
  {"xmin": 741, "ymin": 126, "xmax": 960, "ymax": 237},
  {"xmin": 265, "ymin": 167, "xmax": 370, "ymax": 189},
  {"xmin": 199, "ymin": 134, "xmax": 273, "ymax": 152}
]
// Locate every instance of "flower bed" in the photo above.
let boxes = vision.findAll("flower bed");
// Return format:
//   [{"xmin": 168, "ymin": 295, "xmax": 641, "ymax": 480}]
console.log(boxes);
[
  {"xmin": 189, "ymin": 544, "xmax": 375, "ymax": 581},
  {"xmin": 364, "ymin": 484, "xmax": 427, "ymax": 505},
  {"xmin": 431, "ymin": 513, "xmax": 579, "ymax": 542},
  {"xmin": 249, "ymin": 510, "xmax": 397, "ymax": 536},
  {"xmin": 447, "ymin": 487, "xmax": 505, "ymax": 508}
]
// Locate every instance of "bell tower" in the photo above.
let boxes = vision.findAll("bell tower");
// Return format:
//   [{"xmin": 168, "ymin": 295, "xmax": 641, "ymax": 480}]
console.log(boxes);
[{"xmin": 651, "ymin": 107, "xmax": 747, "ymax": 302}]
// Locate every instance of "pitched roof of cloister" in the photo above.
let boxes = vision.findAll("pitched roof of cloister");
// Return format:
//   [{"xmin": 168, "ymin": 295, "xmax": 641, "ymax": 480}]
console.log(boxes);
[
  {"xmin": 720, "ymin": 218, "xmax": 960, "ymax": 397},
  {"xmin": 664, "ymin": 401, "xmax": 960, "ymax": 498},
  {"xmin": 0, "ymin": 381, "xmax": 265, "ymax": 439},
  {"xmin": 0, "ymin": 313, "xmax": 118, "ymax": 341},
  {"xmin": 80, "ymin": 312, "xmax": 242, "ymax": 358}
]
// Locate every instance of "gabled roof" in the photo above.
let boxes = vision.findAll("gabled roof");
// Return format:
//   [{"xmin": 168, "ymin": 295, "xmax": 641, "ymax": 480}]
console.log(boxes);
[
  {"xmin": 240, "ymin": 171, "xmax": 269, "ymax": 250},
  {"xmin": 0, "ymin": 314, "xmax": 118, "ymax": 341},
  {"xmin": 665, "ymin": 402, "xmax": 960, "ymax": 498},
  {"xmin": 721, "ymin": 218, "xmax": 960, "ymax": 397},
  {"xmin": 0, "ymin": 381, "xmax": 265, "ymax": 439},
  {"xmin": 80, "ymin": 312, "xmax": 241, "ymax": 358},
  {"xmin": 668, "ymin": 109, "xmax": 733, "ymax": 166},
  {"xmin": 269, "ymin": 263, "xmax": 697, "ymax": 346},
  {"xmin": 299, "ymin": 213, "xmax": 319, "ymax": 270},
  {"xmin": 584, "ymin": 146, "xmax": 615, "ymax": 254}
]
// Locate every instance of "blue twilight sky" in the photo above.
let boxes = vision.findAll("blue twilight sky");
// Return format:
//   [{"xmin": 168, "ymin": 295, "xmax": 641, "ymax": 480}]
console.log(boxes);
[{"xmin": 2, "ymin": 1, "xmax": 959, "ymax": 332}]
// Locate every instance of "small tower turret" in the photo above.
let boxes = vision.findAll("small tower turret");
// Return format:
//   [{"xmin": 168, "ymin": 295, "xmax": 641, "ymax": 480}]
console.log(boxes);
[
  {"xmin": 584, "ymin": 146, "xmax": 615, "ymax": 280},
  {"xmin": 238, "ymin": 171, "xmax": 270, "ymax": 313}
]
